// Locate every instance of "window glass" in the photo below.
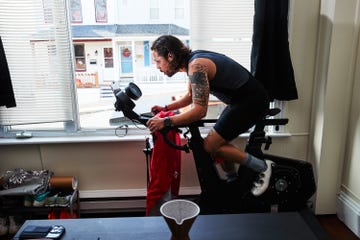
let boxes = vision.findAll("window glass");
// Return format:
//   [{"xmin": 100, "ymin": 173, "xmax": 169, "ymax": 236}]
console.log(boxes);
[
  {"xmin": 150, "ymin": 0, "xmax": 159, "ymax": 20},
  {"xmin": 74, "ymin": 44, "xmax": 86, "ymax": 71},
  {"xmin": 175, "ymin": 0, "xmax": 184, "ymax": 19},
  {"xmin": 70, "ymin": 0, "xmax": 83, "ymax": 23},
  {"xmin": 0, "ymin": 0, "xmax": 281, "ymax": 136},
  {"xmin": 95, "ymin": 0, "xmax": 108, "ymax": 23},
  {"xmin": 104, "ymin": 48, "xmax": 113, "ymax": 68}
]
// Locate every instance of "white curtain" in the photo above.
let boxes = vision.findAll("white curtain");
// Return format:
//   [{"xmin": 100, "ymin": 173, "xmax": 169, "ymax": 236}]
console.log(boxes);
[
  {"xmin": 0, "ymin": 0, "xmax": 76, "ymax": 126},
  {"xmin": 190, "ymin": 0, "xmax": 254, "ymax": 70}
]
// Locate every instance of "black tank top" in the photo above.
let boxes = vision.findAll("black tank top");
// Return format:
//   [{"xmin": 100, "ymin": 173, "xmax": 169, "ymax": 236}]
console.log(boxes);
[{"xmin": 187, "ymin": 50, "xmax": 252, "ymax": 104}]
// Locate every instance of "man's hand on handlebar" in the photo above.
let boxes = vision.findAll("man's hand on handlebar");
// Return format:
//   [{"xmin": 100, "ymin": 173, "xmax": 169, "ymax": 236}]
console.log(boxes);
[
  {"xmin": 151, "ymin": 105, "xmax": 166, "ymax": 115},
  {"xmin": 147, "ymin": 116, "xmax": 166, "ymax": 133}
]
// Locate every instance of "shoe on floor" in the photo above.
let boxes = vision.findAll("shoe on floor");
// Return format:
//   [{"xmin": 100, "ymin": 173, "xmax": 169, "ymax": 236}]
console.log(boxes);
[
  {"xmin": 23, "ymin": 195, "xmax": 33, "ymax": 207},
  {"xmin": 8, "ymin": 216, "xmax": 23, "ymax": 235},
  {"xmin": 33, "ymin": 191, "xmax": 50, "ymax": 207},
  {"xmin": 44, "ymin": 193, "xmax": 58, "ymax": 207},
  {"xmin": 0, "ymin": 217, "xmax": 8, "ymax": 236},
  {"xmin": 251, "ymin": 160, "xmax": 274, "ymax": 196},
  {"xmin": 55, "ymin": 194, "xmax": 71, "ymax": 207}
]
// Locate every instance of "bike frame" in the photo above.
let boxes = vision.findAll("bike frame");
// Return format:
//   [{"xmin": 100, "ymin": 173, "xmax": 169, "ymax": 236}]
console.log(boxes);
[{"xmin": 113, "ymin": 83, "xmax": 316, "ymax": 214}]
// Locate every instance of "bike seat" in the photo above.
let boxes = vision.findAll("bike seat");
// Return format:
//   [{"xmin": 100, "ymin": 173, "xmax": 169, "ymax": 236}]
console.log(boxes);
[
  {"xmin": 265, "ymin": 108, "xmax": 281, "ymax": 118},
  {"xmin": 253, "ymin": 108, "xmax": 288, "ymax": 129}
]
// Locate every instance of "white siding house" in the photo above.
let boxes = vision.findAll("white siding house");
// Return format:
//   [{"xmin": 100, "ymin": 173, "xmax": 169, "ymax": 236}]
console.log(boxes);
[{"xmin": 71, "ymin": 0, "xmax": 190, "ymax": 88}]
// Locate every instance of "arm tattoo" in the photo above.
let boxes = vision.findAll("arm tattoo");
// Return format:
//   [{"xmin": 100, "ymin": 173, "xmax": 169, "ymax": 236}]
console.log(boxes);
[{"xmin": 189, "ymin": 64, "xmax": 209, "ymax": 107}]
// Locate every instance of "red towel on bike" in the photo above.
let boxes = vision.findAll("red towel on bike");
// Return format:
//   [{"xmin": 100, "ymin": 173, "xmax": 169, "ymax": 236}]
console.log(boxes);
[{"xmin": 146, "ymin": 111, "xmax": 181, "ymax": 215}]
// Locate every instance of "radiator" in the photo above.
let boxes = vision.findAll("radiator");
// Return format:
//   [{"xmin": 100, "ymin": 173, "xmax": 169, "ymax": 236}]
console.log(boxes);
[{"xmin": 337, "ymin": 191, "xmax": 360, "ymax": 238}]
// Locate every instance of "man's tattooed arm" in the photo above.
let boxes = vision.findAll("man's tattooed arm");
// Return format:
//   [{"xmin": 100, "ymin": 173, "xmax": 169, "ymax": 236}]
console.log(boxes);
[{"xmin": 189, "ymin": 63, "xmax": 210, "ymax": 107}]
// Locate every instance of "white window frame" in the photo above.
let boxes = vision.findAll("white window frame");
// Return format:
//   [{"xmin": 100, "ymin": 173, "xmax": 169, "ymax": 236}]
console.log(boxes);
[{"xmin": 0, "ymin": 0, "xmax": 287, "ymax": 141}]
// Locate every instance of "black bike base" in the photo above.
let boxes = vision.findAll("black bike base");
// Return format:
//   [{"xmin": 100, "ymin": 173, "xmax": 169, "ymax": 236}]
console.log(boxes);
[{"xmin": 192, "ymin": 154, "xmax": 316, "ymax": 215}]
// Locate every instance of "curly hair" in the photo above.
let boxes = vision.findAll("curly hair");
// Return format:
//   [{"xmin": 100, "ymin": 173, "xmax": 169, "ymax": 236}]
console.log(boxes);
[{"xmin": 151, "ymin": 35, "xmax": 190, "ymax": 71}]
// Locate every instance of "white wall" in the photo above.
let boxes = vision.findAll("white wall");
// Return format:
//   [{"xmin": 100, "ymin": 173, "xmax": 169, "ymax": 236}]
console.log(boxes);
[
  {"xmin": 343, "ymin": 37, "xmax": 360, "ymax": 202},
  {"xmin": 307, "ymin": 0, "xmax": 360, "ymax": 214},
  {"xmin": 0, "ymin": 140, "xmax": 200, "ymax": 198}
]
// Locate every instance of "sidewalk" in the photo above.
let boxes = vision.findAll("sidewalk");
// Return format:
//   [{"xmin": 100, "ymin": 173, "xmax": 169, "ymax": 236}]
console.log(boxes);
[
  {"xmin": 77, "ymin": 83, "xmax": 187, "ymax": 128},
  {"xmin": 77, "ymin": 83, "xmax": 187, "ymax": 114}
]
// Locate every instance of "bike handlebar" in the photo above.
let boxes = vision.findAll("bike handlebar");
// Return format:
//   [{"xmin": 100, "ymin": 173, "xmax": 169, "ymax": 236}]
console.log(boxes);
[
  {"xmin": 138, "ymin": 113, "xmax": 190, "ymax": 152},
  {"xmin": 112, "ymin": 82, "xmax": 288, "ymax": 152},
  {"xmin": 159, "ymin": 129, "xmax": 190, "ymax": 153},
  {"xmin": 120, "ymin": 109, "xmax": 288, "ymax": 153}
]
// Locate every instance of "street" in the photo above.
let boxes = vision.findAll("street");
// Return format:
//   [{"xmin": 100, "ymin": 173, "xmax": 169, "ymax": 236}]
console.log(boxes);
[{"xmin": 77, "ymin": 83, "xmax": 188, "ymax": 128}]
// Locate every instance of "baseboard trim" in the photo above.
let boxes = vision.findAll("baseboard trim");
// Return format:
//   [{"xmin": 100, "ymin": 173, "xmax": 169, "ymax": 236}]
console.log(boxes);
[
  {"xmin": 80, "ymin": 198, "xmax": 146, "ymax": 213},
  {"xmin": 79, "ymin": 187, "xmax": 201, "ymax": 213},
  {"xmin": 336, "ymin": 191, "xmax": 360, "ymax": 238},
  {"xmin": 79, "ymin": 188, "xmax": 147, "ymax": 198},
  {"xmin": 79, "ymin": 186, "xmax": 201, "ymax": 198}
]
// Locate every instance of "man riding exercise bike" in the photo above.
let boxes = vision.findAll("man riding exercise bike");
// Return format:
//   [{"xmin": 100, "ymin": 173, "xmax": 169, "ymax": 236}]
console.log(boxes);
[{"xmin": 146, "ymin": 35, "xmax": 273, "ymax": 197}]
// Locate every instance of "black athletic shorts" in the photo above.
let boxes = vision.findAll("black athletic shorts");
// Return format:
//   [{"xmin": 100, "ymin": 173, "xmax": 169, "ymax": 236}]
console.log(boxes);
[{"xmin": 213, "ymin": 78, "xmax": 269, "ymax": 141}]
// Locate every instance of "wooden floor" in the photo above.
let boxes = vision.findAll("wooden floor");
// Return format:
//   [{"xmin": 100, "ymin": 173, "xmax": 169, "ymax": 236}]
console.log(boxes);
[{"xmin": 316, "ymin": 214, "xmax": 359, "ymax": 240}]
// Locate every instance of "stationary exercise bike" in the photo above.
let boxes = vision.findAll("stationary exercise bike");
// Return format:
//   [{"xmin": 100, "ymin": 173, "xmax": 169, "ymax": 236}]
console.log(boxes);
[{"xmin": 112, "ymin": 82, "xmax": 316, "ymax": 214}]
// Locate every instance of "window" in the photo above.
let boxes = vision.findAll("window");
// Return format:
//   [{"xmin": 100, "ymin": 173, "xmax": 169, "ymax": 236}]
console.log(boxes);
[
  {"xmin": 189, "ymin": 0, "xmax": 275, "ymax": 123},
  {"xmin": 70, "ymin": 0, "xmax": 83, "ymax": 23},
  {"xmin": 174, "ymin": 0, "xmax": 184, "ymax": 20},
  {"xmin": 0, "ymin": 0, "xmax": 283, "ymax": 137},
  {"xmin": 74, "ymin": 44, "xmax": 86, "ymax": 71},
  {"xmin": 95, "ymin": 0, "xmax": 107, "ymax": 23},
  {"xmin": 190, "ymin": 0, "xmax": 254, "ymax": 69},
  {"xmin": 104, "ymin": 48, "xmax": 113, "ymax": 68},
  {"xmin": 150, "ymin": 0, "xmax": 159, "ymax": 20}
]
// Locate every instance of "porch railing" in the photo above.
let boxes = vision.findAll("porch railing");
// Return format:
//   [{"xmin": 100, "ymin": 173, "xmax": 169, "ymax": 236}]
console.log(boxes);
[{"xmin": 135, "ymin": 68, "xmax": 187, "ymax": 84}]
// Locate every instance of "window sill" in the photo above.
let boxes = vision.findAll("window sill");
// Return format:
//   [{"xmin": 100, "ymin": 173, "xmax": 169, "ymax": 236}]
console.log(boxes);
[
  {"xmin": 0, "ymin": 135, "xmax": 153, "ymax": 145},
  {"xmin": 0, "ymin": 132, "xmax": 292, "ymax": 145}
]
